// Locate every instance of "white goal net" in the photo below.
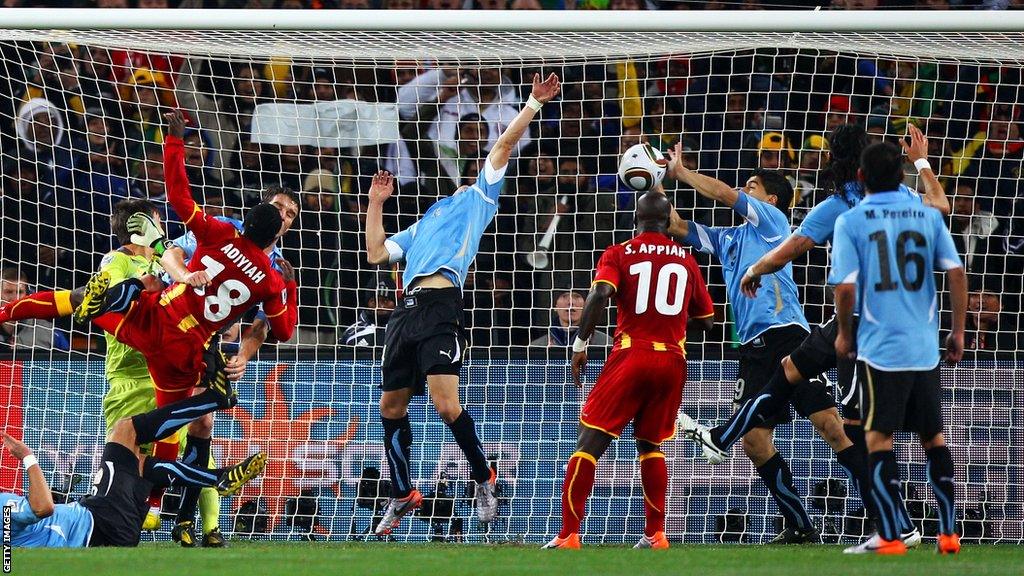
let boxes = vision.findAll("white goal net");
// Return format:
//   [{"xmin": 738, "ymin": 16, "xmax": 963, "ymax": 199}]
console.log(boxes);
[{"xmin": 0, "ymin": 10, "xmax": 1021, "ymax": 544}]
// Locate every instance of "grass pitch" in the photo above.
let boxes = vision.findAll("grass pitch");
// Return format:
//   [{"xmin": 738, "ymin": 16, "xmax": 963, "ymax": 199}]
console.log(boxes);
[{"xmin": 12, "ymin": 542, "xmax": 1022, "ymax": 576}]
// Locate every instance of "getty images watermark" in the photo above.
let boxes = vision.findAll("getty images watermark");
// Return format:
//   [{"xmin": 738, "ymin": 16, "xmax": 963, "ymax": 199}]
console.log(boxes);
[{"xmin": 3, "ymin": 502, "xmax": 11, "ymax": 573}]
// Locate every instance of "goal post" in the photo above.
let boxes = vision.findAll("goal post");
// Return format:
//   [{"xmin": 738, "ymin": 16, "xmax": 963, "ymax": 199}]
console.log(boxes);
[{"xmin": 0, "ymin": 10, "xmax": 1021, "ymax": 544}]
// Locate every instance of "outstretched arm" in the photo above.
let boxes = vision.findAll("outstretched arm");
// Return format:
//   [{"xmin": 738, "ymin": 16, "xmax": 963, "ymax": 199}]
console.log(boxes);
[
  {"xmin": 902, "ymin": 123, "xmax": 950, "ymax": 216},
  {"xmin": 365, "ymin": 171, "xmax": 395, "ymax": 266},
  {"xmin": 486, "ymin": 73, "xmax": 560, "ymax": 171},
  {"xmin": 944, "ymin": 267, "xmax": 967, "ymax": 364},
  {"xmin": 667, "ymin": 141, "xmax": 740, "ymax": 207},
  {"xmin": 3, "ymin": 433, "xmax": 54, "ymax": 519},
  {"xmin": 163, "ymin": 110, "xmax": 234, "ymax": 242}
]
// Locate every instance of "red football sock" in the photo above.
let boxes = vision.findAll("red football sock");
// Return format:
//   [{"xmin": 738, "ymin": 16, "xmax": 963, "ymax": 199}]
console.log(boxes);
[
  {"xmin": 0, "ymin": 290, "xmax": 73, "ymax": 323},
  {"xmin": 559, "ymin": 451, "xmax": 597, "ymax": 538},
  {"xmin": 640, "ymin": 451, "xmax": 668, "ymax": 537}
]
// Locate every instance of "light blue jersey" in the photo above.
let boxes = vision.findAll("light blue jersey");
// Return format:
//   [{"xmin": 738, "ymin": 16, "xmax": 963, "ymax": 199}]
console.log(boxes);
[
  {"xmin": 683, "ymin": 191, "xmax": 808, "ymax": 344},
  {"xmin": 795, "ymin": 182, "xmax": 919, "ymax": 245},
  {"xmin": 385, "ymin": 161, "xmax": 506, "ymax": 288},
  {"xmin": 829, "ymin": 191, "xmax": 962, "ymax": 371},
  {"xmin": 0, "ymin": 494, "xmax": 92, "ymax": 548}
]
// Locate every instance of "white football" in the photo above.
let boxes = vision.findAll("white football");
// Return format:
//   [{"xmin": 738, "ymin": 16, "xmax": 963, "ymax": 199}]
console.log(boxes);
[{"xmin": 617, "ymin": 143, "xmax": 668, "ymax": 191}]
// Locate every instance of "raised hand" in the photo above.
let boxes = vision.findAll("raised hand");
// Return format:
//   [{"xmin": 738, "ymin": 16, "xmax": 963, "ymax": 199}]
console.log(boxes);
[
  {"xmin": 901, "ymin": 123, "xmax": 928, "ymax": 164},
  {"xmin": 275, "ymin": 258, "xmax": 296, "ymax": 284},
  {"xmin": 531, "ymin": 72, "xmax": 561, "ymax": 105},
  {"xmin": 2, "ymin": 432, "xmax": 31, "ymax": 460},
  {"xmin": 368, "ymin": 170, "xmax": 395, "ymax": 205},
  {"xmin": 164, "ymin": 109, "xmax": 188, "ymax": 139},
  {"xmin": 571, "ymin": 350, "xmax": 588, "ymax": 388},
  {"xmin": 740, "ymin": 270, "xmax": 762, "ymax": 298},
  {"xmin": 127, "ymin": 212, "xmax": 167, "ymax": 252}
]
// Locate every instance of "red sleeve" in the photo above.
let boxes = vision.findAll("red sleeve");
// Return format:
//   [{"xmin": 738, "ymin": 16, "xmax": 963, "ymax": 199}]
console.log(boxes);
[
  {"xmin": 592, "ymin": 245, "xmax": 621, "ymax": 291},
  {"xmin": 686, "ymin": 256, "xmax": 715, "ymax": 320},
  {"xmin": 164, "ymin": 135, "xmax": 235, "ymax": 244},
  {"xmin": 262, "ymin": 277, "xmax": 298, "ymax": 342}
]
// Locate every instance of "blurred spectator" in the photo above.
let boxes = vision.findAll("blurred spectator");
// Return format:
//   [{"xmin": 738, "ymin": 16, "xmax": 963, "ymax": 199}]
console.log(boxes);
[
  {"xmin": 950, "ymin": 180, "xmax": 1008, "ymax": 291},
  {"xmin": 793, "ymin": 134, "xmax": 827, "ymax": 206},
  {"xmin": 865, "ymin": 113, "xmax": 888, "ymax": 144},
  {"xmin": 0, "ymin": 268, "xmax": 69, "ymax": 351},
  {"xmin": 120, "ymin": 67, "xmax": 174, "ymax": 162},
  {"xmin": 340, "ymin": 276, "xmax": 397, "ymax": 348},
  {"xmin": 529, "ymin": 290, "xmax": 611, "ymax": 348},
  {"xmin": 757, "ymin": 131, "xmax": 796, "ymax": 171},
  {"xmin": 21, "ymin": 43, "xmax": 87, "ymax": 119},
  {"xmin": 962, "ymin": 291, "xmax": 1019, "ymax": 353},
  {"xmin": 951, "ymin": 104, "xmax": 1023, "ymax": 216},
  {"xmin": 825, "ymin": 95, "xmax": 853, "ymax": 132}
]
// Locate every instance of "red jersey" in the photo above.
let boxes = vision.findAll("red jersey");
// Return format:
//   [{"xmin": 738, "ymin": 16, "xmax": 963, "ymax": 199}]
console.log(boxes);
[
  {"xmin": 160, "ymin": 135, "xmax": 298, "ymax": 342},
  {"xmin": 593, "ymin": 231, "xmax": 714, "ymax": 356}
]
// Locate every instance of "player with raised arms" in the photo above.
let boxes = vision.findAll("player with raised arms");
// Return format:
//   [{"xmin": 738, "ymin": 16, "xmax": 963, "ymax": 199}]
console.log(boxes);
[
  {"xmin": 666, "ymin": 151, "xmax": 864, "ymax": 544},
  {"xmin": 543, "ymin": 191, "xmax": 715, "ymax": 549},
  {"xmin": 830, "ymin": 141, "xmax": 966, "ymax": 555},
  {"xmin": 0, "ymin": 380, "xmax": 265, "ymax": 548},
  {"xmin": 365, "ymin": 72, "xmax": 561, "ymax": 535},
  {"xmin": 679, "ymin": 123, "xmax": 949, "ymax": 552}
]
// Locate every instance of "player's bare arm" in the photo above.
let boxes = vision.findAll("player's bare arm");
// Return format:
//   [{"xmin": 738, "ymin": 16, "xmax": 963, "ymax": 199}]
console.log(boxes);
[
  {"xmin": 667, "ymin": 207, "xmax": 689, "ymax": 239},
  {"xmin": 161, "ymin": 246, "xmax": 210, "ymax": 288},
  {"xmin": 740, "ymin": 234, "xmax": 816, "ymax": 297},
  {"xmin": 2, "ymin": 432, "xmax": 54, "ymax": 518},
  {"xmin": 833, "ymin": 283, "xmax": 857, "ymax": 361},
  {"xmin": 667, "ymin": 141, "xmax": 740, "ymax": 207},
  {"xmin": 366, "ymin": 170, "xmax": 395, "ymax": 266},
  {"xmin": 902, "ymin": 123, "xmax": 950, "ymax": 216},
  {"xmin": 945, "ymin": 266, "xmax": 967, "ymax": 364},
  {"xmin": 227, "ymin": 317, "xmax": 270, "ymax": 381},
  {"xmin": 486, "ymin": 72, "xmax": 560, "ymax": 171},
  {"xmin": 570, "ymin": 282, "xmax": 615, "ymax": 388}
]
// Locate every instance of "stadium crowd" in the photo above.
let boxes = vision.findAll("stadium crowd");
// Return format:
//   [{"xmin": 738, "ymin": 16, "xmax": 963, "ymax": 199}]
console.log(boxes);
[{"xmin": 0, "ymin": 30, "xmax": 1022, "ymax": 355}]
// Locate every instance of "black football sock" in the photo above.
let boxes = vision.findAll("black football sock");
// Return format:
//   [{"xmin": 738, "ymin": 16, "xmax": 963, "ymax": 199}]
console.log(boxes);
[
  {"xmin": 868, "ymin": 450, "xmax": 907, "ymax": 542},
  {"xmin": 713, "ymin": 368, "xmax": 798, "ymax": 449},
  {"xmin": 926, "ymin": 445, "xmax": 957, "ymax": 536},
  {"xmin": 382, "ymin": 415, "xmax": 414, "ymax": 498},
  {"xmin": 835, "ymin": 427, "xmax": 879, "ymax": 527},
  {"xmin": 142, "ymin": 456, "xmax": 224, "ymax": 489},
  {"xmin": 131, "ymin": 389, "xmax": 227, "ymax": 445},
  {"xmin": 175, "ymin": 435, "xmax": 212, "ymax": 524},
  {"xmin": 446, "ymin": 409, "xmax": 491, "ymax": 483},
  {"xmin": 755, "ymin": 452, "xmax": 813, "ymax": 532}
]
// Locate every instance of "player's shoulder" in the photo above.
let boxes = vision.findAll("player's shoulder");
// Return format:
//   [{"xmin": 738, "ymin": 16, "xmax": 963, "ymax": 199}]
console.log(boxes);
[{"xmin": 99, "ymin": 248, "xmax": 133, "ymax": 269}]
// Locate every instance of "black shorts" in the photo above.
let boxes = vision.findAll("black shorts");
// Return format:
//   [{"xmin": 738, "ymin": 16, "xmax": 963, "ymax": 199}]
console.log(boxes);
[
  {"xmin": 736, "ymin": 325, "xmax": 834, "ymax": 427},
  {"xmin": 788, "ymin": 315, "xmax": 860, "ymax": 420},
  {"xmin": 382, "ymin": 287, "xmax": 466, "ymax": 395},
  {"xmin": 858, "ymin": 362, "xmax": 944, "ymax": 437},
  {"xmin": 80, "ymin": 443, "xmax": 152, "ymax": 547}
]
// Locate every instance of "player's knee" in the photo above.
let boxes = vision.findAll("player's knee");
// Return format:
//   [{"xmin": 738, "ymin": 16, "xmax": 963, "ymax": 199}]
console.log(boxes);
[
  {"xmin": 433, "ymin": 400, "xmax": 462, "ymax": 424},
  {"xmin": 921, "ymin": 432, "xmax": 946, "ymax": 451},
  {"xmin": 188, "ymin": 413, "xmax": 213, "ymax": 437},
  {"xmin": 379, "ymin": 395, "xmax": 408, "ymax": 419},
  {"xmin": 810, "ymin": 409, "xmax": 846, "ymax": 447},
  {"xmin": 741, "ymin": 431, "xmax": 775, "ymax": 464},
  {"xmin": 110, "ymin": 417, "xmax": 137, "ymax": 446},
  {"xmin": 780, "ymin": 356, "xmax": 802, "ymax": 384}
]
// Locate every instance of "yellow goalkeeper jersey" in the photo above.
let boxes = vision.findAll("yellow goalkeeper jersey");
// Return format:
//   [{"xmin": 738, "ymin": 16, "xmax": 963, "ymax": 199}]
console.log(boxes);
[{"xmin": 98, "ymin": 249, "xmax": 164, "ymax": 383}]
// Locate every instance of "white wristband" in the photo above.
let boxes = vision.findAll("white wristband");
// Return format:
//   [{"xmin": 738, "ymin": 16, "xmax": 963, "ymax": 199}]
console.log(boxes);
[
  {"xmin": 22, "ymin": 454, "xmax": 38, "ymax": 470},
  {"xmin": 526, "ymin": 95, "xmax": 543, "ymax": 112},
  {"xmin": 572, "ymin": 337, "xmax": 589, "ymax": 353},
  {"xmin": 913, "ymin": 158, "xmax": 932, "ymax": 173}
]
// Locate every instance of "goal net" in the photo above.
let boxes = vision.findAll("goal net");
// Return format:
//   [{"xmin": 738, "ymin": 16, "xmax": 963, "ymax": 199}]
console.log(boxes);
[{"xmin": 0, "ymin": 10, "xmax": 1021, "ymax": 544}]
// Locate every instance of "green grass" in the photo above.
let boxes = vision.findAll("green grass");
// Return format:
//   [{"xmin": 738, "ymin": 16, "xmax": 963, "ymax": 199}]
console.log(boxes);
[{"xmin": 11, "ymin": 543, "xmax": 1023, "ymax": 576}]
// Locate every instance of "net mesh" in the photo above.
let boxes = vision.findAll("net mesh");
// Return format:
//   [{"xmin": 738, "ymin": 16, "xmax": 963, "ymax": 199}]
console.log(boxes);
[{"xmin": 0, "ymin": 28, "xmax": 1021, "ymax": 544}]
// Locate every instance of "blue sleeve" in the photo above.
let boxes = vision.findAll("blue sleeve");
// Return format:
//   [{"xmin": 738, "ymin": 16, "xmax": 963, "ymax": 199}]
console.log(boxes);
[
  {"xmin": 734, "ymin": 191, "xmax": 788, "ymax": 240},
  {"xmin": 384, "ymin": 222, "xmax": 417, "ymax": 263},
  {"xmin": 682, "ymin": 222, "xmax": 722, "ymax": 256},
  {"xmin": 1, "ymin": 494, "xmax": 41, "ymax": 526},
  {"xmin": 932, "ymin": 211, "xmax": 964, "ymax": 271},
  {"xmin": 828, "ymin": 214, "xmax": 860, "ymax": 285},
  {"xmin": 171, "ymin": 230, "xmax": 198, "ymax": 261},
  {"xmin": 794, "ymin": 197, "xmax": 839, "ymax": 245},
  {"xmin": 473, "ymin": 159, "xmax": 507, "ymax": 204}
]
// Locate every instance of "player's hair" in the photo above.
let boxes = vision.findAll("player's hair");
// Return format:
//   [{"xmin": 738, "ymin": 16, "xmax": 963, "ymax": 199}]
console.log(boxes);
[
  {"xmin": 111, "ymin": 198, "xmax": 160, "ymax": 246},
  {"xmin": 243, "ymin": 202, "xmax": 284, "ymax": 248},
  {"xmin": 262, "ymin": 185, "xmax": 301, "ymax": 213},
  {"xmin": 821, "ymin": 123, "xmax": 869, "ymax": 201},
  {"xmin": 1, "ymin": 267, "xmax": 26, "ymax": 283},
  {"xmin": 860, "ymin": 142, "xmax": 905, "ymax": 193},
  {"xmin": 750, "ymin": 168, "xmax": 795, "ymax": 213}
]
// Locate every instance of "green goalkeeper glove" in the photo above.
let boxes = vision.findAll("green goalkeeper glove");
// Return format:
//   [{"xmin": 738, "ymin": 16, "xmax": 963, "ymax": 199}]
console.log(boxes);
[{"xmin": 127, "ymin": 212, "xmax": 171, "ymax": 256}]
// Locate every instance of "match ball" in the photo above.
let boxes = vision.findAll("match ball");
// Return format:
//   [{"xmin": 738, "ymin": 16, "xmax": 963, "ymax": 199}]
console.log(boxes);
[{"xmin": 617, "ymin": 143, "xmax": 668, "ymax": 191}]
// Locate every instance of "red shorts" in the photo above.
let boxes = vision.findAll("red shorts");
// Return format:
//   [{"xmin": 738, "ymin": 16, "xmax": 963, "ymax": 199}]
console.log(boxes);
[
  {"xmin": 580, "ymin": 348, "xmax": 687, "ymax": 445},
  {"xmin": 93, "ymin": 290, "xmax": 207, "ymax": 397}
]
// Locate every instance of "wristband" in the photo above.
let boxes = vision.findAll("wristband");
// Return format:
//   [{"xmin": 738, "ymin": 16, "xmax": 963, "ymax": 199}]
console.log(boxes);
[
  {"xmin": 526, "ymin": 95, "xmax": 543, "ymax": 112},
  {"xmin": 22, "ymin": 454, "xmax": 38, "ymax": 470},
  {"xmin": 572, "ymin": 337, "xmax": 589, "ymax": 353},
  {"xmin": 913, "ymin": 158, "xmax": 932, "ymax": 173}
]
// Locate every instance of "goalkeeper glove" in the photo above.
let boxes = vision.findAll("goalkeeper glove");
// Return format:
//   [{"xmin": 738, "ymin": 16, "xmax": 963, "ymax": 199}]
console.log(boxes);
[{"xmin": 127, "ymin": 212, "xmax": 171, "ymax": 256}]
